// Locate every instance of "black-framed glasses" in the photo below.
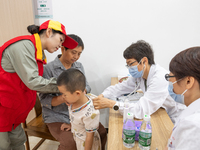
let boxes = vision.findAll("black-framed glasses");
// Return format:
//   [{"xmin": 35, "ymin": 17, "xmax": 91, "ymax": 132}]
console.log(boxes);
[
  {"xmin": 125, "ymin": 60, "xmax": 137, "ymax": 68},
  {"xmin": 165, "ymin": 74, "xmax": 175, "ymax": 81}
]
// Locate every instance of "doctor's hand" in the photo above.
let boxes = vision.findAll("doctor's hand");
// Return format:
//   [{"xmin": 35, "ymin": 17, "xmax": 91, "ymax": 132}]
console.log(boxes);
[{"xmin": 92, "ymin": 95, "xmax": 116, "ymax": 110}]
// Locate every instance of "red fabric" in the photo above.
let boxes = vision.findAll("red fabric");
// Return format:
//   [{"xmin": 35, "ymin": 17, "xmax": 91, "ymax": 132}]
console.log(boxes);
[
  {"xmin": 0, "ymin": 35, "xmax": 44, "ymax": 132},
  {"xmin": 39, "ymin": 20, "xmax": 50, "ymax": 31},
  {"xmin": 39, "ymin": 20, "xmax": 78, "ymax": 49}
]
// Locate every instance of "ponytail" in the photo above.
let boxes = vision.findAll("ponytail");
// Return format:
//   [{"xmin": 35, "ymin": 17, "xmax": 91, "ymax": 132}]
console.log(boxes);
[
  {"xmin": 27, "ymin": 25, "xmax": 40, "ymax": 34},
  {"xmin": 27, "ymin": 24, "xmax": 63, "ymax": 35}
]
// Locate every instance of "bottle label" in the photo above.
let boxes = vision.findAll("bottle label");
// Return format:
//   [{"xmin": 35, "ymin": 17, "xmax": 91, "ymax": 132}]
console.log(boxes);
[
  {"xmin": 123, "ymin": 129, "xmax": 135, "ymax": 144},
  {"xmin": 139, "ymin": 132, "xmax": 152, "ymax": 146}
]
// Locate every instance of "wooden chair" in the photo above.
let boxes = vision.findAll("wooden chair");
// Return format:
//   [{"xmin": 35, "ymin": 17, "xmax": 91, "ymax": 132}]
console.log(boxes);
[{"xmin": 22, "ymin": 94, "xmax": 57, "ymax": 150}]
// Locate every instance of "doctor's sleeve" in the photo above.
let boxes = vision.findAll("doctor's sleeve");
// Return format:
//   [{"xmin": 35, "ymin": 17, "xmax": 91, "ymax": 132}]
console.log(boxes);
[
  {"xmin": 129, "ymin": 73, "xmax": 169, "ymax": 119},
  {"xmin": 102, "ymin": 77, "xmax": 137, "ymax": 98}
]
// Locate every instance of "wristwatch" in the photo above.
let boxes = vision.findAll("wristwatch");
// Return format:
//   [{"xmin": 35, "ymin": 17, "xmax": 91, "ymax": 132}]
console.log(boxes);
[{"xmin": 113, "ymin": 102, "xmax": 119, "ymax": 111}]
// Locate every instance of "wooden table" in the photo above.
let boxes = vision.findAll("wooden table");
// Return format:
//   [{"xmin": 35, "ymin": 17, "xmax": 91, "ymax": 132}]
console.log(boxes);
[{"xmin": 107, "ymin": 77, "xmax": 174, "ymax": 150}]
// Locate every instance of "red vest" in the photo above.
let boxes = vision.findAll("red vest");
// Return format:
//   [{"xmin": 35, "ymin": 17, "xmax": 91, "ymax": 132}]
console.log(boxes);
[{"xmin": 0, "ymin": 34, "xmax": 46, "ymax": 132}]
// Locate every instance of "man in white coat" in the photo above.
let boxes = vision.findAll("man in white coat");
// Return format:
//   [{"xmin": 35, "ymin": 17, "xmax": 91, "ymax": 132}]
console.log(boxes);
[{"xmin": 93, "ymin": 40, "xmax": 186, "ymax": 124}]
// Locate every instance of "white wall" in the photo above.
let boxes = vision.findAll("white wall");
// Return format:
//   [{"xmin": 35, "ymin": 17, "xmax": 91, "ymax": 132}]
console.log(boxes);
[
  {"xmin": 35, "ymin": 0, "xmax": 200, "ymax": 95},
  {"xmin": 34, "ymin": 0, "xmax": 200, "ymax": 127}
]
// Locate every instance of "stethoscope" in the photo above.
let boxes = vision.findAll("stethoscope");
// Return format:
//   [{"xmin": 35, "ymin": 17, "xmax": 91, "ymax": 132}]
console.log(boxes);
[{"xmin": 123, "ymin": 80, "xmax": 141, "ymax": 102}]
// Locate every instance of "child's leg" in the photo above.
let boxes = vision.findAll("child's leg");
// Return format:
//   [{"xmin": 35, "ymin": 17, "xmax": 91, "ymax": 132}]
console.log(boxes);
[{"xmin": 46, "ymin": 122, "xmax": 77, "ymax": 150}]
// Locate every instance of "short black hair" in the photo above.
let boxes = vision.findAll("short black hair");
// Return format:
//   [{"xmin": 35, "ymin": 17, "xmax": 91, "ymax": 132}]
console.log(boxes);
[
  {"xmin": 170, "ymin": 47, "xmax": 200, "ymax": 85},
  {"xmin": 64, "ymin": 34, "xmax": 84, "ymax": 50},
  {"xmin": 123, "ymin": 40, "xmax": 155, "ymax": 65},
  {"xmin": 57, "ymin": 68, "xmax": 86, "ymax": 94}
]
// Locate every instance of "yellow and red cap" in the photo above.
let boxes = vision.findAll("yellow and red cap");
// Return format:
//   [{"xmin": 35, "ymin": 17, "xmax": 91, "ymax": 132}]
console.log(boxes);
[{"xmin": 39, "ymin": 20, "xmax": 78, "ymax": 49}]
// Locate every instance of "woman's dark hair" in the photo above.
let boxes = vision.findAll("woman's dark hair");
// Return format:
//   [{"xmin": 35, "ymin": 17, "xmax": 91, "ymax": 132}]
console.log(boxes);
[
  {"xmin": 123, "ymin": 40, "xmax": 155, "ymax": 65},
  {"xmin": 64, "ymin": 34, "xmax": 84, "ymax": 50},
  {"xmin": 27, "ymin": 25, "xmax": 63, "ymax": 35},
  {"xmin": 57, "ymin": 68, "xmax": 86, "ymax": 94},
  {"xmin": 169, "ymin": 47, "xmax": 200, "ymax": 85}
]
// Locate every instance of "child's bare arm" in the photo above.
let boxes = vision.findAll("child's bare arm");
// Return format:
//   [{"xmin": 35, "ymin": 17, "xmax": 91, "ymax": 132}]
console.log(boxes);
[
  {"xmin": 84, "ymin": 132, "xmax": 94, "ymax": 150},
  {"xmin": 60, "ymin": 123, "xmax": 71, "ymax": 131}
]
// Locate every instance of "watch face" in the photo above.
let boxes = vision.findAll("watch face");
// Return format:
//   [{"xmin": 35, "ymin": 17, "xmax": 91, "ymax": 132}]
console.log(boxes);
[{"xmin": 113, "ymin": 105, "xmax": 119, "ymax": 111}]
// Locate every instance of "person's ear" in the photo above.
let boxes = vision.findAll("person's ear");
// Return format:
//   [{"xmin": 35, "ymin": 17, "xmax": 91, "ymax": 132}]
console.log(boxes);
[
  {"xmin": 185, "ymin": 76, "xmax": 195, "ymax": 89},
  {"xmin": 61, "ymin": 46, "xmax": 65, "ymax": 54},
  {"xmin": 75, "ymin": 90, "xmax": 81, "ymax": 96},
  {"xmin": 142, "ymin": 57, "xmax": 148, "ymax": 65},
  {"xmin": 46, "ymin": 28, "xmax": 53, "ymax": 38}
]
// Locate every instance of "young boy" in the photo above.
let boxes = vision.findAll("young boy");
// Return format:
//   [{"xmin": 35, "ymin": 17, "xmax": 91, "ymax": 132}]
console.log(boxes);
[{"xmin": 57, "ymin": 68, "xmax": 101, "ymax": 150}]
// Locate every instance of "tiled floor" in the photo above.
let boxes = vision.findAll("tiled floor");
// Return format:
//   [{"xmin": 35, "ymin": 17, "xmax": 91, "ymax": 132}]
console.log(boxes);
[{"xmin": 29, "ymin": 136, "xmax": 59, "ymax": 150}]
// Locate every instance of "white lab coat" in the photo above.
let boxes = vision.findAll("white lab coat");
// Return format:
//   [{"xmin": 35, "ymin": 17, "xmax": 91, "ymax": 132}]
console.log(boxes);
[
  {"xmin": 102, "ymin": 64, "xmax": 186, "ymax": 123},
  {"xmin": 168, "ymin": 98, "xmax": 200, "ymax": 150}
]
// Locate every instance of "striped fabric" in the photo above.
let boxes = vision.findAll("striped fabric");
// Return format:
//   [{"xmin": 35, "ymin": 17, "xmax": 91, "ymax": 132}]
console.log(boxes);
[
  {"xmin": 72, "ymin": 100, "xmax": 91, "ymax": 113},
  {"xmin": 85, "ymin": 127, "xmax": 99, "ymax": 132}
]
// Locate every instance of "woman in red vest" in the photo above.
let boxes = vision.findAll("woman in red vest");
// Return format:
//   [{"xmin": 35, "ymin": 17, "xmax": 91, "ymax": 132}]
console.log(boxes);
[{"xmin": 0, "ymin": 20, "xmax": 78, "ymax": 150}]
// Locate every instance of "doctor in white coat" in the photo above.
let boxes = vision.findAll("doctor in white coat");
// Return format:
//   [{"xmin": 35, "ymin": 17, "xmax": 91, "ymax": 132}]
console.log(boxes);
[
  {"xmin": 165, "ymin": 47, "xmax": 200, "ymax": 150},
  {"xmin": 93, "ymin": 40, "xmax": 185, "ymax": 124}
]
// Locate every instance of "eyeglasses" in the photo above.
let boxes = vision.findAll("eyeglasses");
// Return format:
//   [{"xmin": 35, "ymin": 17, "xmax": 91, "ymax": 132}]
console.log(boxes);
[
  {"xmin": 125, "ymin": 60, "xmax": 137, "ymax": 68},
  {"xmin": 165, "ymin": 74, "xmax": 175, "ymax": 81}
]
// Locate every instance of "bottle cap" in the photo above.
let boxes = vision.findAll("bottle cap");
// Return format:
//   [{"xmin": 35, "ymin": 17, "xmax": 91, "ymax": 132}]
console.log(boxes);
[
  {"xmin": 127, "ymin": 112, "xmax": 134, "ymax": 119},
  {"xmin": 143, "ymin": 114, "xmax": 151, "ymax": 121}
]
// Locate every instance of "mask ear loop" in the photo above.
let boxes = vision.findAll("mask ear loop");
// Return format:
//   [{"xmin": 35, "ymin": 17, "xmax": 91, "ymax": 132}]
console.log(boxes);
[
  {"xmin": 142, "ymin": 58, "xmax": 146, "ymax": 70},
  {"xmin": 181, "ymin": 89, "xmax": 188, "ymax": 96},
  {"xmin": 172, "ymin": 78, "xmax": 183, "ymax": 84},
  {"xmin": 140, "ymin": 58, "xmax": 146, "ymax": 77},
  {"xmin": 136, "ymin": 59, "xmax": 142, "ymax": 67},
  {"xmin": 141, "ymin": 64, "xmax": 145, "ymax": 77},
  {"xmin": 172, "ymin": 77, "xmax": 188, "ymax": 95},
  {"xmin": 172, "ymin": 80, "xmax": 178, "ymax": 84}
]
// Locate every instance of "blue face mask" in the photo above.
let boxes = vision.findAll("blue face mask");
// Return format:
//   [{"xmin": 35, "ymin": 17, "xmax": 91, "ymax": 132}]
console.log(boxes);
[
  {"xmin": 168, "ymin": 81, "xmax": 188, "ymax": 104},
  {"xmin": 128, "ymin": 60, "xmax": 145, "ymax": 78}
]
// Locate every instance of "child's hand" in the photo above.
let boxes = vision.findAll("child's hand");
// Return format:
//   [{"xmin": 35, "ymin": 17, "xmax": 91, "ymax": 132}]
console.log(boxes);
[{"xmin": 60, "ymin": 123, "xmax": 71, "ymax": 131}]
